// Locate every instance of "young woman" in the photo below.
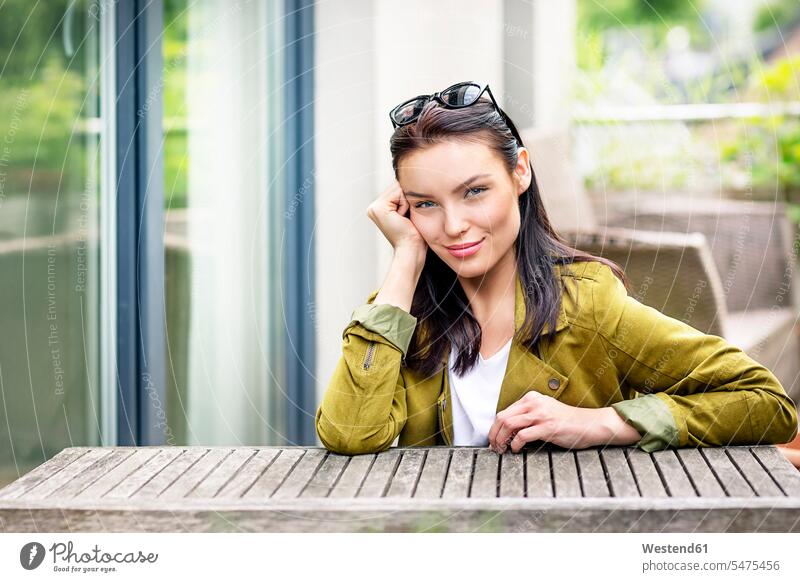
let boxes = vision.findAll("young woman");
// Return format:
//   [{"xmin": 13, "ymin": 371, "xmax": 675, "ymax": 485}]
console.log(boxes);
[{"xmin": 315, "ymin": 81, "xmax": 799, "ymax": 458}]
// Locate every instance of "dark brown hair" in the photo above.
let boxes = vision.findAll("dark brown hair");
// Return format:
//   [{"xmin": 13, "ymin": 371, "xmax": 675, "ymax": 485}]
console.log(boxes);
[{"xmin": 390, "ymin": 97, "xmax": 628, "ymax": 378}]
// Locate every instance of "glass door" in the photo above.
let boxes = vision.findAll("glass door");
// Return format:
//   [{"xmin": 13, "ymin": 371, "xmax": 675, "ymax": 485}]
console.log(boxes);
[{"xmin": 0, "ymin": 0, "xmax": 107, "ymax": 486}]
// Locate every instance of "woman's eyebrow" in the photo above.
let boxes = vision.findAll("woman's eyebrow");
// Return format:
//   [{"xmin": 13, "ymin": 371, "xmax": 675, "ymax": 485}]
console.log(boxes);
[{"xmin": 404, "ymin": 173, "xmax": 491, "ymax": 198}]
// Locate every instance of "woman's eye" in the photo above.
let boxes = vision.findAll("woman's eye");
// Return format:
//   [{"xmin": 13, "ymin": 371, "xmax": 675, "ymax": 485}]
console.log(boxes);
[
  {"xmin": 466, "ymin": 186, "xmax": 487, "ymax": 197},
  {"xmin": 413, "ymin": 187, "xmax": 486, "ymax": 209}
]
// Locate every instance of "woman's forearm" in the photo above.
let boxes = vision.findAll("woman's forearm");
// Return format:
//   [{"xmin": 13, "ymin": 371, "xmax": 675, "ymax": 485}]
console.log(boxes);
[
  {"xmin": 315, "ymin": 249, "xmax": 423, "ymax": 455},
  {"xmin": 373, "ymin": 247, "xmax": 425, "ymax": 313}
]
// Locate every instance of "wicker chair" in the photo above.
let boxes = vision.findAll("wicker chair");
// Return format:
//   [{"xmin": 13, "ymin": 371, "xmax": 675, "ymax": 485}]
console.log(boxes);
[{"xmin": 524, "ymin": 128, "xmax": 800, "ymax": 404}]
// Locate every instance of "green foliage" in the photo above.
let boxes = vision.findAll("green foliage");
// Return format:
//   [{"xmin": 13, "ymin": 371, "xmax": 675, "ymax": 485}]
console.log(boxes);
[
  {"xmin": 580, "ymin": 124, "xmax": 702, "ymax": 192},
  {"xmin": 164, "ymin": 131, "xmax": 188, "ymax": 210},
  {"xmin": 577, "ymin": 0, "xmax": 706, "ymax": 71},
  {"xmin": 0, "ymin": 0, "xmax": 189, "ymax": 208},
  {"xmin": 719, "ymin": 56, "xmax": 800, "ymax": 201},
  {"xmin": 576, "ymin": 29, "xmax": 606, "ymax": 71},
  {"xmin": 0, "ymin": 0, "xmax": 72, "ymax": 80},
  {"xmin": 578, "ymin": 0, "xmax": 702, "ymax": 31},
  {"xmin": 750, "ymin": 55, "xmax": 800, "ymax": 100},
  {"xmin": 786, "ymin": 201, "xmax": 800, "ymax": 223},
  {"xmin": 0, "ymin": 0, "xmax": 100, "ymax": 197},
  {"xmin": 753, "ymin": 0, "xmax": 800, "ymax": 33},
  {"xmin": 163, "ymin": 0, "xmax": 188, "ymax": 209},
  {"xmin": 0, "ymin": 57, "xmax": 91, "ymax": 195},
  {"xmin": 575, "ymin": 1, "xmax": 800, "ymax": 201}
]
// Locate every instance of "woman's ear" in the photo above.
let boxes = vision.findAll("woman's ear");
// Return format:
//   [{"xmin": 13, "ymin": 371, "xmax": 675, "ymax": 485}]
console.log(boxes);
[{"xmin": 513, "ymin": 147, "xmax": 532, "ymax": 195}]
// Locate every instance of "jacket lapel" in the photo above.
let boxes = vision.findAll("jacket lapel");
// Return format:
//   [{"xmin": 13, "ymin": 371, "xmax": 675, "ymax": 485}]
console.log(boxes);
[
  {"xmin": 495, "ymin": 265, "xmax": 571, "ymax": 412},
  {"xmin": 440, "ymin": 264, "xmax": 571, "ymax": 445}
]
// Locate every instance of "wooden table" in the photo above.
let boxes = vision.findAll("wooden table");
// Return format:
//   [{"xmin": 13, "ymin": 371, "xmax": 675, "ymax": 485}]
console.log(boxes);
[{"xmin": 1, "ymin": 445, "xmax": 799, "ymax": 532}]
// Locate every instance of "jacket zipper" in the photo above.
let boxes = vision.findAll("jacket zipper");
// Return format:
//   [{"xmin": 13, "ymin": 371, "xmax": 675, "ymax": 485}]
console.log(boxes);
[
  {"xmin": 439, "ymin": 396, "xmax": 451, "ymax": 445},
  {"xmin": 363, "ymin": 341, "xmax": 376, "ymax": 370}
]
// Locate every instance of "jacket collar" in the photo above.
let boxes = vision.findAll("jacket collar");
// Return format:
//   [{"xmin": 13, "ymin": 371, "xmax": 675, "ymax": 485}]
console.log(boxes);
[
  {"xmin": 438, "ymin": 262, "xmax": 570, "ymax": 365},
  {"xmin": 434, "ymin": 264, "xmax": 569, "ymax": 368}
]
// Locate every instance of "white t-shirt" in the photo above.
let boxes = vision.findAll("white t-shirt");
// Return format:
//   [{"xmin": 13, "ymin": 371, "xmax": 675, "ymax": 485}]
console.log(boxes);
[{"xmin": 447, "ymin": 337, "xmax": 513, "ymax": 446}]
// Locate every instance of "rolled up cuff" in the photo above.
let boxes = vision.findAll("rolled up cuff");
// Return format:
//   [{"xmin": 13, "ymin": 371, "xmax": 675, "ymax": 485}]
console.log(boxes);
[
  {"xmin": 611, "ymin": 394, "xmax": 680, "ymax": 452},
  {"xmin": 347, "ymin": 303, "xmax": 418, "ymax": 357}
]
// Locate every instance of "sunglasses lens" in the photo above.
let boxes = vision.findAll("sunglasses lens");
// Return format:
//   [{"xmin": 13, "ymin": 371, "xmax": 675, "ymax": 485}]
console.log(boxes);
[
  {"xmin": 441, "ymin": 83, "xmax": 482, "ymax": 107},
  {"xmin": 392, "ymin": 98, "xmax": 427, "ymax": 125}
]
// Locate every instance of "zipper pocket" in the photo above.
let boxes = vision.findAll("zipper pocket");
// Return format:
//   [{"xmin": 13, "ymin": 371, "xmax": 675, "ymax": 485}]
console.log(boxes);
[{"xmin": 363, "ymin": 341, "xmax": 377, "ymax": 370}]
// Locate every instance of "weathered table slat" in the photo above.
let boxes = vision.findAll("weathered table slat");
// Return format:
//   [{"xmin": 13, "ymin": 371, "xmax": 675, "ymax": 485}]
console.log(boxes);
[
  {"xmin": 470, "ymin": 450, "xmax": 498, "ymax": 498},
  {"xmin": 441, "ymin": 448, "xmax": 473, "ymax": 499},
  {"xmin": 726, "ymin": 447, "xmax": 784, "ymax": 497},
  {"xmin": 243, "ymin": 448, "xmax": 303, "ymax": 498},
  {"xmin": 627, "ymin": 449, "xmax": 668, "ymax": 497},
  {"xmin": 52, "ymin": 449, "xmax": 134, "ymax": 500},
  {"xmin": 76, "ymin": 449, "xmax": 160, "ymax": 500},
  {"xmin": 499, "ymin": 451, "xmax": 524, "ymax": 497},
  {"xmin": 329, "ymin": 454, "xmax": 373, "ymax": 498},
  {"xmin": 357, "ymin": 448, "xmax": 401, "ymax": 498},
  {"xmin": 102, "ymin": 448, "xmax": 183, "ymax": 499},
  {"xmin": 675, "ymin": 449, "xmax": 726, "ymax": 498},
  {"xmin": 551, "ymin": 450, "xmax": 581, "ymax": 497},
  {"xmin": 576, "ymin": 449, "xmax": 610, "ymax": 497},
  {"xmin": 1, "ymin": 445, "xmax": 798, "ymax": 532},
  {"xmin": 600, "ymin": 448, "xmax": 639, "ymax": 497},
  {"xmin": 132, "ymin": 448, "xmax": 206, "ymax": 499},
  {"xmin": 413, "ymin": 449, "xmax": 449, "ymax": 499},
  {"xmin": 524, "ymin": 449, "xmax": 553, "ymax": 497},
  {"xmin": 701, "ymin": 447, "xmax": 755, "ymax": 497},
  {"xmin": 189, "ymin": 448, "xmax": 256, "ymax": 499},
  {"xmin": 22, "ymin": 448, "xmax": 114, "ymax": 500},
  {"xmin": 386, "ymin": 449, "xmax": 425, "ymax": 498},
  {"xmin": 216, "ymin": 449, "xmax": 280, "ymax": 498},
  {"xmin": 652, "ymin": 450, "xmax": 697, "ymax": 497},
  {"xmin": 272, "ymin": 448, "xmax": 326, "ymax": 498},
  {"xmin": 752, "ymin": 446, "xmax": 800, "ymax": 497},
  {"xmin": 160, "ymin": 448, "xmax": 233, "ymax": 500},
  {"xmin": 0, "ymin": 448, "xmax": 87, "ymax": 500},
  {"xmin": 300, "ymin": 451, "xmax": 349, "ymax": 498}
]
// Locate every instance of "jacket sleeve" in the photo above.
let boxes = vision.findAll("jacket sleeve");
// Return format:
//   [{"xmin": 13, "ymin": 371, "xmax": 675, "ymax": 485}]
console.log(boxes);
[
  {"xmin": 589, "ymin": 264, "xmax": 799, "ymax": 452},
  {"xmin": 315, "ymin": 290, "xmax": 418, "ymax": 455}
]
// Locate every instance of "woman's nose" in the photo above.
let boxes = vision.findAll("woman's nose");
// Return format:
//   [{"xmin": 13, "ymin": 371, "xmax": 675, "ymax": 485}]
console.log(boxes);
[{"xmin": 443, "ymin": 208, "xmax": 470, "ymax": 238}]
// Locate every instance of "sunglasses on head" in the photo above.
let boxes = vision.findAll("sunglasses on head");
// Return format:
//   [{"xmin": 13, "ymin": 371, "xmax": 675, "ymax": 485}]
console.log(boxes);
[{"xmin": 388, "ymin": 81, "xmax": 524, "ymax": 146}]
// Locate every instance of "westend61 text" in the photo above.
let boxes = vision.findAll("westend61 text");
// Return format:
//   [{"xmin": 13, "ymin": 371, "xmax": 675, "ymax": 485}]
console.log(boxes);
[{"xmin": 642, "ymin": 543, "xmax": 708, "ymax": 554}]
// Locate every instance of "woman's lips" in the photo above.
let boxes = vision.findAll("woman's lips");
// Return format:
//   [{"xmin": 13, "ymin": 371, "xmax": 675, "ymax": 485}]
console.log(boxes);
[{"xmin": 447, "ymin": 238, "xmax": 484, "ymax": 258}]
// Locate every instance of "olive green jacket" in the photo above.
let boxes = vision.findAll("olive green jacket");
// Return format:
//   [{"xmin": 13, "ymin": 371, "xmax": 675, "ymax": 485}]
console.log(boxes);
[{"xmin": 315, "ymin": 260, "xmax": 799, "ymax": 455}]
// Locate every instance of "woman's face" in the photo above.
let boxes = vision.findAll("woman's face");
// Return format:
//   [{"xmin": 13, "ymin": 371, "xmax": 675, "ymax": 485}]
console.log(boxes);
[{"xmin": 397, "ymin": 138, "xmax": 531, "ymax": 280}]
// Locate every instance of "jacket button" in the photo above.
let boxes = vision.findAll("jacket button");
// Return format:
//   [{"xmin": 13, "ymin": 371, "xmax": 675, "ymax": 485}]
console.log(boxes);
[{"xmin": 548, "ymin": 378, "xmax": 560, "ymax": 390}]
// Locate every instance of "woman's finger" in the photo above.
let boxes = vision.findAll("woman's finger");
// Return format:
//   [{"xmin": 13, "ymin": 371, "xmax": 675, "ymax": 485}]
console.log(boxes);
[
  {"xmin": 488, "ymin": 399, "xmax": 531, "ymax": 448},
  {"xmin": 509, "ymin": 425, "xmax": 547, "ymax": 454},
  {"xmin": 397, "ymin": 189, "xmax": 408, "ymax": 215},
  {"xmin": 492, "ymin": 412, "xmax": 537, "ymax": 453},
  {"xmin": 385, "ymin": 179, "xmax": 402, "ymax": 198}
]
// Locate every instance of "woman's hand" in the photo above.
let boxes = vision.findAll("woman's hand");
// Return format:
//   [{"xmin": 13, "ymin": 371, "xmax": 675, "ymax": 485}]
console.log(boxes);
[
  {"xmin": 487, "ymin": 391, "xmax": 642, "ymax": 453},
  {"xmin": 367, "ymin": 180, "xmax": 428, "ymax": 259}
]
